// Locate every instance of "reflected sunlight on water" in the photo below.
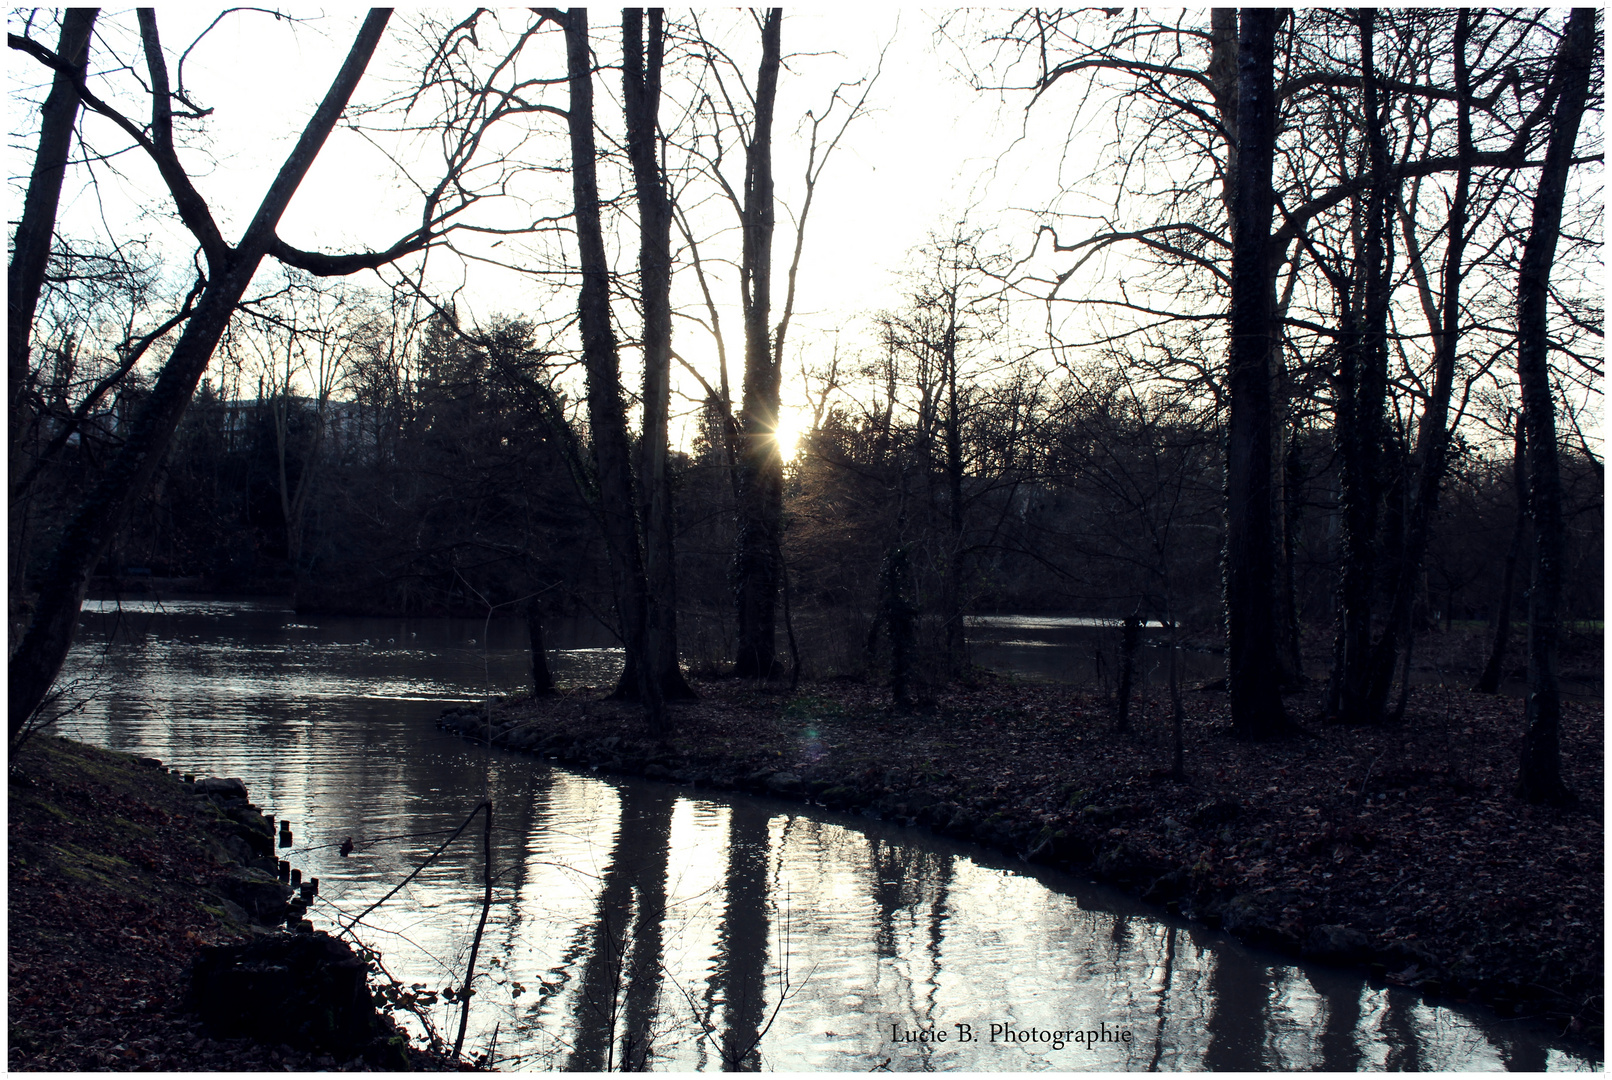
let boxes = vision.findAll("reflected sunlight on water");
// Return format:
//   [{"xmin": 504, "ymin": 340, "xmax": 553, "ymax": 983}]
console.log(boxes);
[{"xmin": 50, "ymin": 600, "xmax": 1597, "ymax": 1071}]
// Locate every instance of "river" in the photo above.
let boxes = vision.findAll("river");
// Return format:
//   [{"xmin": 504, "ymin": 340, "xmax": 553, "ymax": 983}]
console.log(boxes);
[{"xmin": 48, "ymin": 598, "xmax": 1597, "ymax": 1070}]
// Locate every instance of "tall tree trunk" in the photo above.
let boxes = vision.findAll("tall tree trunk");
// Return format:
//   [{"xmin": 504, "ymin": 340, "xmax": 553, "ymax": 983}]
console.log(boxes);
[
  {"xmin": 561, "ymin": 8, "xmax": 662, "ymax": 728},
  {"xmin": 623, "ymin": 8, "xmax": 693, "ymax": 701},
  {"xmin": 1475, "ymin": 414, "xmax": 1527, "ymax": 694},
  {"xmin": 1328, "ymin": 9, "xmax": 1395, "ymax": 725},
  {"xmin": 941, "ymin": 295, "xmax": 967, "ymax": 674},
  {"xmin": 732, "ymin": 8, "xmax": 783, "ymax": 679},
  {"xmin": 9, "ymin": 10, "xmax": 97, "ymax": 616},
  {"xmin": 1515, "ymin": 7, "xmax": 1593, "ymax": 805},
  {"xmin": 1223, "ymin": 8, "xmax": 1284, "ymax": 738},
  {"xmin": 9, "ymin": 10, "xmax": 392, "ymax": 736},
  {"xmin": 1365, "ymin": 11, "xmax": 1474, "ymax": 723},
  {"xmin": 9, "ymin": 9, "xmax": 97, "ymax": 437}
]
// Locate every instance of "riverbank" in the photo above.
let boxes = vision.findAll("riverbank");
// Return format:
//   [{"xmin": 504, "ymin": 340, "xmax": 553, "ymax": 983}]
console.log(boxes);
[
  {"xmin": 449, "ymin": 672, "xmax": 1602, "ymax": 1046},
  {"xmin": 7, "ymin": 735, "xmax": 459, "ymax": 1071}
]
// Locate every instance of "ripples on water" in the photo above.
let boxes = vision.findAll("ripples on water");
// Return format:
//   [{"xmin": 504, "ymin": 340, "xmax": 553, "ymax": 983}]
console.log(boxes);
[{"xmin": 48, "ymin": 599, "xmax": 1597, "ymax": 1071}]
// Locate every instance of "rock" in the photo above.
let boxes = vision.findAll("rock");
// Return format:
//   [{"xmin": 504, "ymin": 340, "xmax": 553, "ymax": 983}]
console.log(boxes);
[
  {"xmin": 766, "ymin": 772, "xmax": 803, "ymax": 794},
  {"xmin": 216, "ymin": 867, "xmax": 294, "ymax": 924},
  {"xmin": 226, "ymin": 805, "xmax": 274, "ymax": 837},
  {"xmin": 195, "ymin": 777, "xmax": 249, "ymax": 800},
  {"xmin": 189, "ymin": 932, "xmax": 408, "ymax": 1067},
  {"xmin": 223, "ymin": 834, "xmax": 257, "ymax": 865},
  {"xmin": 1304, "ymin": 923, "xmax": 1370, "ymax": 961},
  {"xmin": 133, "ymin": 756, "xmax": 163, "ymax": 769}
]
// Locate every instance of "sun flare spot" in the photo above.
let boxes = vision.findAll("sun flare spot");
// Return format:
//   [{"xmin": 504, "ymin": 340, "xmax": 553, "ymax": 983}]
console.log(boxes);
[{"xmin": 773, "ymin": 408, "xmax": 809, "ymax": 460}]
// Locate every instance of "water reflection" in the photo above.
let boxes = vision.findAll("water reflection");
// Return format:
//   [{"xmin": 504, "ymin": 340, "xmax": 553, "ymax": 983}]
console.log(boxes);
[{"xmin": 47, "ymin": 600, "xmax": 1597, "ymax": 1071}]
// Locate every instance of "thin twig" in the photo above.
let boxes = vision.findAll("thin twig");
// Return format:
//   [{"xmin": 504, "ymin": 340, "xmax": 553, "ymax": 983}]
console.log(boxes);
[
  {"xmin": 453, "ymin": 799, "xmax": 495, "ymax": 1061},
  {"xmin": 344, "ymin": 800, "xmax": 488, "ymax": 930}
]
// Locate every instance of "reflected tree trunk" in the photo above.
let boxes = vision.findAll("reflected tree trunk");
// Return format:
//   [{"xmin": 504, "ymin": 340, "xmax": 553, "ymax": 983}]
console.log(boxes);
[
  {"xmin": 1304, "ymin": 966, "xmax": 1363, "ymax": 1070},
  {"xmin": 1201, "ymin": 948, "xmax": 1270, "ymax": 1070},
  {"xmin": 1379, "ymin": 989, "xmax": 1423, "ymax": 1071},
  {"xmin": 1147, "ymin": 925, "xmax": 1177, "ymax": 1071},
  {"xmin": 568, "ymin": 783, "xmax": 676, "ymax": 1071},
  {"xmin": 711, "ymin": 801, "xmax": 771, "ymax": 1070}
]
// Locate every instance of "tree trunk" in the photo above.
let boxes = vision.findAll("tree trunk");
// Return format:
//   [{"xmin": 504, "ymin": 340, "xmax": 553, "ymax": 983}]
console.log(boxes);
[
  {"xmin": 1475, "ymin": 414, "xmax": 1527, "ymax": 694},
  {"xmin": 623, "ymin": 8, "xmax": 693, "ymax": 701},
  {"xmin": 1277, "ymin": 430, "xmax": 1305, "ymax": 681},
  {"xmin": 880, "ymin": 545, "xmax": 916, "ymax": 708},
  {"xmin": 1223, "ymin": 8, "xmax": 1284, "ymax": 738},
  {"xmin": 941, "ymin": 294, "xmax": 968, "ymax": 674},
  {"xmin": 526, "ymin": 598, "xmax": 554, "ymax": 696},
  {"xmin": 1515, "ymin": 7, "xmax": 1593, "ymax": 806},
  {"xmin": 9, "ymin": 10, "xmax": 392, "ymax": 736},
  {"xmin": 1116, "ymin": 613, "xmax": 1140, "ymax": 733},
  {"xmin": 561, "ymin": 9, "xmax": 662, "ymax": 728},
  {"xmin": 1364, "ymin": 11, "xmax": 1473, "ymax": 724},
  {"xmin": 9, "ymin": 9, "xmax": 97, "ymax": 438},
  {"xmin": 9, "ymin": 9, "xmax": 97, "ymax": 613},
  {"xmin": 732, "ymin": 9, "xmax": 783, "ymax": 679},
  {"xmin": 1328, "ymin": 9, "xmax": 1395, "ymax": 725}
]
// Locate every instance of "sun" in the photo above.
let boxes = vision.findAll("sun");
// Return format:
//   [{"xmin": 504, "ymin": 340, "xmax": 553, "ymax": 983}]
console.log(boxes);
[{"xmin": 773, "ymin": 407, "xmax": 809, "ymax": 461}]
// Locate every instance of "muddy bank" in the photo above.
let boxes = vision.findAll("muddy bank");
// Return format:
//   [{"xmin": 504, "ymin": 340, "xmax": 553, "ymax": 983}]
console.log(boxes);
[
  {"xmin": 445, "ymin": 673, "xmax": 1602, "ymax": 1048},
  {"xmin": 7, "ymin": 735, "xmax": 459, "ymax": 1071}
]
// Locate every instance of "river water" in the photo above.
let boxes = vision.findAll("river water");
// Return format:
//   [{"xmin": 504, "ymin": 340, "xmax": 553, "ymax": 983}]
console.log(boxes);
[{"xmin": 49, "ymin": 598, "xmax": 1597, "ymax": 1070}]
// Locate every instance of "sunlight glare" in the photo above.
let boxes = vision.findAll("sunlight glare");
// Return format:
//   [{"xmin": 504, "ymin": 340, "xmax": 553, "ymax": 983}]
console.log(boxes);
[{"xmin": 773, "ymin": 408, "xmax": 808, "ymax": 460}]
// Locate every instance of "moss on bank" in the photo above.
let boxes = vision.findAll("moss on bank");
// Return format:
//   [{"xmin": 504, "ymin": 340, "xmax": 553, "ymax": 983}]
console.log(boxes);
[{"xmin": 8, "ymin": 735, "xmax": 457, "ymax": 1071}]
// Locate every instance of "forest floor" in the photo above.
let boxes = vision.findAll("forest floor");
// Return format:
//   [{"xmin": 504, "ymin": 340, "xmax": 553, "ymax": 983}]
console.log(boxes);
[
  {"xmin": 458, "ymin": 634, "xmax": 1603, "ymax": 1050},
  {"xmin": 7, "ymin": 735, "xmax": 464, "ymax": 1072}
]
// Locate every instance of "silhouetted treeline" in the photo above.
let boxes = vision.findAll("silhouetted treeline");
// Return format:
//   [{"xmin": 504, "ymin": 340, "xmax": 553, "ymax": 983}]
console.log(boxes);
[{"xmin": 22, "ymin": 317, "xmax": 1598, "ymax": 685}]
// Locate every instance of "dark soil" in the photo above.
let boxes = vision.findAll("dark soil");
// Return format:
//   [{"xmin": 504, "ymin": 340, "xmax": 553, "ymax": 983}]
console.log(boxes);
[
  {"xmin": 452, "ymin": 667, "xmax": 1602, "ymax": 1048},
  {"xmin": 7, "ymin": 735, "xmax": 462, "ymax": 1071}
]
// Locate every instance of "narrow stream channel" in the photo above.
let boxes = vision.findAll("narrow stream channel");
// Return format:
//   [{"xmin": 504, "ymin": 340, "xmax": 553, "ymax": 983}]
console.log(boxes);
[{"xmin": 48, "ymin": 598, "xmax": 1598, "ymax": 1070}]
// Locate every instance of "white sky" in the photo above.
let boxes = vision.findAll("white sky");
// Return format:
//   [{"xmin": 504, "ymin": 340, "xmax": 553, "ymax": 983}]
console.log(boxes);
[{"xmin": 12, "ymin": 8, "xmax": 1108, "ymax": 451}]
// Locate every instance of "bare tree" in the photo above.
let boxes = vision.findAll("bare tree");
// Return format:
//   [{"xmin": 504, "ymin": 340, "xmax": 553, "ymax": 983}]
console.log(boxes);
[
  {"xmin": 1515, "ymin": 7, "xmax": 1596, "ymax": 806},
  {"xmin": 1223, "ymin": 8, "xmax": 1286, "ymax": 738},
  {"xmin": 623, "ymin": 8, "xmax": 694, "ymax": 700},
  {"xmin": 554, "ymin": 7, "xmax": 664, "ymax": 727},
  {"xmin": 9, "ymin": 9, "xmax": 97, "ymax": 456},
  {"xmin": 729, "ymin": 8, "xmax": 785, "ymax": 678},
  {"xmin": 8, "ymin": 11, "xmax": 408, "ymax": 734}
]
